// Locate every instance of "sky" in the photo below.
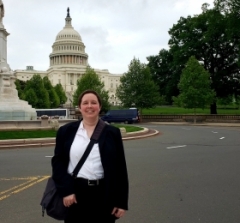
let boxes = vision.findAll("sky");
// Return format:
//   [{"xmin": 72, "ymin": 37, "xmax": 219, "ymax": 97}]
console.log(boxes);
[{"xmin": 4, "ymin": 0, "xmax": 214, "ymax": 75}]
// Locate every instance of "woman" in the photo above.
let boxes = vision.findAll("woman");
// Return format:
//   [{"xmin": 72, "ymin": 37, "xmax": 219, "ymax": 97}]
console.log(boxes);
[{"xmin": 52, "ymin": 89, "xmax": 129, "ymax": 223}]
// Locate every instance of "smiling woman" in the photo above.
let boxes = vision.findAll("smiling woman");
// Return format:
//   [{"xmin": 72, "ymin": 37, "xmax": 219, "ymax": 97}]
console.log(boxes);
[{"xmin": 51, "ymin": 89, "xmax": 129, "ymax": 223}]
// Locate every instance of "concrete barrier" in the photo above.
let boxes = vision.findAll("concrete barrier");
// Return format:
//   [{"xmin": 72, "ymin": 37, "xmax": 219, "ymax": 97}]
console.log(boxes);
[{"xmin": 120, "ymin": 127, "xmax": 127, "ymax": 136}]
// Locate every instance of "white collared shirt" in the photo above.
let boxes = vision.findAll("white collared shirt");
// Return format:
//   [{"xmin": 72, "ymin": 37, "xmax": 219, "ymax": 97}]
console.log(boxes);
[{"xmin": 67, "ymin": 121, "xmax": 104, "ymax": 180}]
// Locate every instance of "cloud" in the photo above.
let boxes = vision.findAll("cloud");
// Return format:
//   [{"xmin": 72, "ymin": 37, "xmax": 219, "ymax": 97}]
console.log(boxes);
[{"xmin": 3, "ymin": 0, "xmax": 213, "ymax": 73}]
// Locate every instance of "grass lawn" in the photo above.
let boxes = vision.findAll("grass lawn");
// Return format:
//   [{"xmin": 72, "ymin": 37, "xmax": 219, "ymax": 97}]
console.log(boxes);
[
  {"xmin": 141, "ymin": 106, "xmax": 240, "ymax": 115},
  {"xmin": 0, "ymin": 130, "xmax": 58, "ymax": 140},
  {"xmin": 112, "ymin": 124, "xmax": 143, "ymax": 132},
  {"xmin": 0, "ymin": 125, "xmax": 144, "ymax": 140}
]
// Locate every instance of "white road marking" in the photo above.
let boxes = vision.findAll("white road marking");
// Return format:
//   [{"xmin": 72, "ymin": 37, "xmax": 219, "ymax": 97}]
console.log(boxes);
[
  {"xmin": 212, "ymin": 131, "xmax": 218, "ymax": 133},
  {"xmin": 45, "ymin": 156, "xmax": 53, "ymax": 158},
  {"xmin": 219, "ymin": 137, "xmax": 225, "ymax": 140},
  {"xmin": 167, "ymin": 145, "xmax": 187, "ymax": 149}
]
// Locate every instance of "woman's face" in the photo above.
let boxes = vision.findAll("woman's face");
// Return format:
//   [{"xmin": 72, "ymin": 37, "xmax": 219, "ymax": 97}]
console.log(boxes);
[{"xmin": 79, "ymin": 93, "xmax": 101, "ymax": 119}]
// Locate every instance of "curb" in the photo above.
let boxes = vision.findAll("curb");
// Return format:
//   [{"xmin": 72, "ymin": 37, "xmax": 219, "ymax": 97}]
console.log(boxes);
[
  {"xmin": 122, "ymin": 129, "xmax": 159, "ymax": 140},
  {"xmin": 0, "ymin": 128, "xmax": 158, "ymax": 149},
  {"xmin": 148, "ymin": 122, "xmax": 240, "ymax": 127}
]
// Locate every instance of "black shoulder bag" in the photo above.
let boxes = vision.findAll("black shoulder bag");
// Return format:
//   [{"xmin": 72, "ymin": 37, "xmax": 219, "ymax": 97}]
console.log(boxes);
[{"xmin": 40, "ymin": 119, "xmax": 106, "ymax": 220}]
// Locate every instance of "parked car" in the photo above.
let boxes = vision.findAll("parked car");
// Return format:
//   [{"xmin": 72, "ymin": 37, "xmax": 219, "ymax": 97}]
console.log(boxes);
[{"xmin": 101, "ymin": 108, "xmax": 140, "ymax": 124}]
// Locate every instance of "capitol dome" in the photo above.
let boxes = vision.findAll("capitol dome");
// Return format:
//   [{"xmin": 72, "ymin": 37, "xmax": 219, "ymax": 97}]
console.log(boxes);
[
  {"xmin": 49, "ymin": 8, "xmax": 88, "ymax": 67},
  {"xmin": 56, "ymin": 28, "xmax": 82, "ymax": 42}
]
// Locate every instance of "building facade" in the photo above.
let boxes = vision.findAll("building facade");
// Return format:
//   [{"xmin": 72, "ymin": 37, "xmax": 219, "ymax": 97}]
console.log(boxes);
[{"xmin": 14, "ymin": 9, "xmax": 121, "ymax": 106}]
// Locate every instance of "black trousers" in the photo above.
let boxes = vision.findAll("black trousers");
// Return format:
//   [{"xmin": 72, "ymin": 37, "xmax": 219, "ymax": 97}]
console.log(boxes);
[{"xmin": 64, "ymin": 178, "xmax": 117, "ymax": 223}]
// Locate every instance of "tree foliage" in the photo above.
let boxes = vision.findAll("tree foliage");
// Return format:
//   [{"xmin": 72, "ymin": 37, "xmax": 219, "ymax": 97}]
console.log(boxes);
[
  {"xmin": 168, "ymin": 9, "xmax": 240, "ymax": 101},
  {"xmin": 214, "ymin": 0, "xmax": 240, "ymax": 14},
  {"xmin": 148, "ymin": 1, "xmax": 240, "ymax": 114},
  {"xmin": 15, "ymin": 79, "xmax": 26, "ymax": 100},
  {"xmin": 54, "ymin": 83, "xmax": 67, "ymax": 105},
  {"xmin": 43, "ymin": 77, "xmax": 60, "ymax": 108},
  {"xmin": 15, "ymin": 75, "xmax": 67, "ymax": 109},
  {"xmin": 73, "ymin": 66, "xmax": 110, "ymax": 113},
  {"xmin": 24, "ymin": 88, "xmax": 38, "ymax": 108},
  {"xmin": 24, "ymin": 75, "xmax": 50, "ymax": 108},
  {"xmin": 116, "ymin": 58, "xmax": 162, "ymax": 113},
  {"xmin": 147, "ymin": 49, "xmax": 176, "ymax": 104},
  {"xmin": 173, "ymin": 56, "xmax": 215, "ymax": 118}
]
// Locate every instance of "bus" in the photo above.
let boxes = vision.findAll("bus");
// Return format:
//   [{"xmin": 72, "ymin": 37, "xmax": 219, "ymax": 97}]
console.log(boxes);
[{"xmin": 35, "ymin": 109, "xmax": 69, "ymax": 119}]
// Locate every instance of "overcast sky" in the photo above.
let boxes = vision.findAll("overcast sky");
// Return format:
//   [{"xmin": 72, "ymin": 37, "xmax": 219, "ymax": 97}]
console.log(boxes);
[{"xmin": 4, "ymin": 0, "xmax": 213, "ymax": 75}]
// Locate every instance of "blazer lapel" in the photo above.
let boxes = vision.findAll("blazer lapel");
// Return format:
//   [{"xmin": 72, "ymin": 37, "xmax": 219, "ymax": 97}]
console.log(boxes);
[
  {"xmin": 64, "ymin": 120, "xmax": 81, "ymax": 151},
  {"xmin": 98, "ymin": 126, "xmax": 108, "ymax": 153}
]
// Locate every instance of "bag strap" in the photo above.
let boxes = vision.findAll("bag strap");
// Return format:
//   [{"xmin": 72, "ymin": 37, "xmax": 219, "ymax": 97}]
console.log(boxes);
[{"xmin": 71, "ymin": 119, "xmax": 106, "ymax": 178}]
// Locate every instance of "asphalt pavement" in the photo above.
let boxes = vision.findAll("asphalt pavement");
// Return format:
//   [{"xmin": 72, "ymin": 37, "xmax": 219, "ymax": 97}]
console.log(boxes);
[
  {"xmin": 0, "ymin": 121, "xmax": 240, "ymax": 149},
  {"xmin": 1, "ymin": 124, "xmax": 240, "ymax": 223}
]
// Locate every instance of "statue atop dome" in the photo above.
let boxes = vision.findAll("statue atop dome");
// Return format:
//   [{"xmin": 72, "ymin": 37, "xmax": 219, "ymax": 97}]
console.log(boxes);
[
  {"xmin": 0, "ymin": 0, "xmax": 4, "ymax": 23},
  {"xmin": 67, "ymin": 7, "xmax": 70, "ymax": 17}
]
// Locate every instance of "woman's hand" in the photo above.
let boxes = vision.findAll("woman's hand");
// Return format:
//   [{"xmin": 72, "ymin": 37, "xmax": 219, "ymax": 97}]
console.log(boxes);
[
  {"xmin": 111, "ymin": 207, "xmax": 126, "ymax": 218},
  {"xmin": 63, "ymin": 194, "xmax": 77, "ymax": 207}
]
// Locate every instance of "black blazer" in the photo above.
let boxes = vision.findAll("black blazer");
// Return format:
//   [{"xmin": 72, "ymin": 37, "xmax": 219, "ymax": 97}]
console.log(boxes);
[{"xmin": 51, "ymin": 120, "xmax": 129, "ymax": 210}]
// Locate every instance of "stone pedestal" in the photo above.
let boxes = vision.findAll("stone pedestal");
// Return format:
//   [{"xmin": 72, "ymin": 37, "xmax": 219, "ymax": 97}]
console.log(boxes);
[
  {"xmin": 41, "ymin": 115, "xmax": 49, "ymax": 127},
  {"xmin": 0, "ymin": 22, "xmax": 37, "ymax": 121},
  {"xmin": 0, "ymin": 70, "xmax": 37, "ymax": 120}
]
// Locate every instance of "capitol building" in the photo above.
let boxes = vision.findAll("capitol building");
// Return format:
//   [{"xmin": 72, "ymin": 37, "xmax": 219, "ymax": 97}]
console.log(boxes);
[{"xmin": 14, "ymin": 9, "xmax": 122, "ymax": 106}]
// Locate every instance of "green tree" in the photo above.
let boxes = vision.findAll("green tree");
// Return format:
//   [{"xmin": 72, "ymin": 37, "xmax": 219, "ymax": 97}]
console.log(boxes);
[
  {"xmin": 15, "ymin": 79, "xmax": 26, "ymax": 100},
  {"xmin": 24, "ymin": 89, "xmax": 38, "ymax": 108},
  {"xmin": 73, "ymin": 66, "xmax": 110, "ymax": 112},
  {"xmin": 214, "ymin": 0, "xmax": 240, "ymax": 14},
  {"xmin": 43, "ymin": 77, "xmax": 60, "ymax": 108},
  {"xmin": 147, "ymin": 49, "xmax": 176, "ymax": 104},
  {"xmin": 116, "ymin": 58, "xmax": 162, "ymax": 114},
  {"xmin": 49, "ymin": 88, "xmax": 60, "ymax": 108},
  {"xmin": 217, "ymin": 96, "xmax": 234, "ymax": 108},
  {"xmin": 24, "ymin": 74, "xmax": 50, "ymax": 108},
  {"xmin": 173, "ymin": 56, "xmax": 215, "ymax": 122},
  {"xmin": 168, "ymin": 5, "xmax": 240, "ymax": 114},
  {"xmin": 54, "ymin": 83, "xmax": 67, "ymax": 105}
]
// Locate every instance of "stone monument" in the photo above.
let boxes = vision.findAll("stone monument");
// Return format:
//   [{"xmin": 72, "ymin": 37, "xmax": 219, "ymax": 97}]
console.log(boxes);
[{"xmin": 0, "ymin": 1, "xmax": 37, "ymax": 120}]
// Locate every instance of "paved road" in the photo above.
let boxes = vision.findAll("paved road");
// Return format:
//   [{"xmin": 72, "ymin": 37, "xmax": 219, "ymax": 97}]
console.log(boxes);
[{"xmin": 0, "ymin": 124, "xmax": 240, "ymax": 223}]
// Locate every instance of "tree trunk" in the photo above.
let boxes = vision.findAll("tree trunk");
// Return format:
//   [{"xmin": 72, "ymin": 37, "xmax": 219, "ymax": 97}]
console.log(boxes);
[
  {"xmin": 210, "ymin": 102, "xmax": 217, "ymax": 114},
  {"xmin": 194, "ymin": 108, "xmax": 196, "ymax": 124}
]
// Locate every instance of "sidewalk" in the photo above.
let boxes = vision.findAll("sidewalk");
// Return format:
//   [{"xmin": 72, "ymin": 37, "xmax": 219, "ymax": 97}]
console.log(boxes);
[
  {"xmin": 0, "ymin": 122, "xmax": 239, "ymax": 149},
  {"xmin": 148, "ymin": 122, "xmax": 240, "ymax": 127}
]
